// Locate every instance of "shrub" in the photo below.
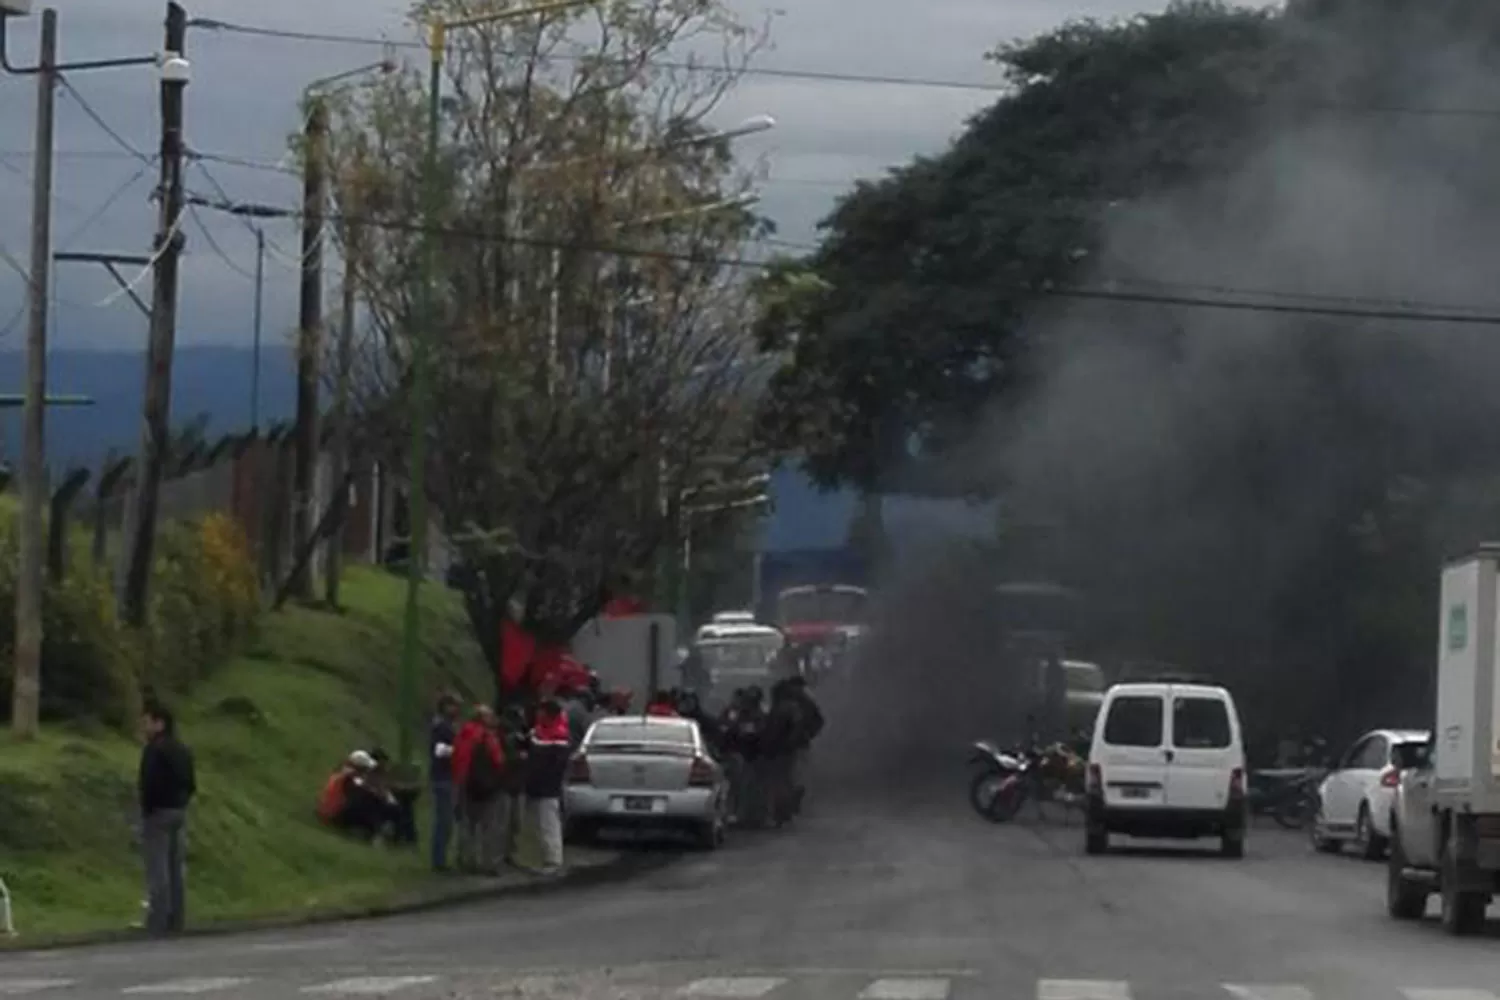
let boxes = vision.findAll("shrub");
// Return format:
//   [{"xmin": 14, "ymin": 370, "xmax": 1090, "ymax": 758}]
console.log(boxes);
[
  {"xmin": 0, "ymin": 519, "xmax": 142, "ymax": 729},
  {"xmin": 0, "ymin": 510, "xmax": 260, "ymax": 728}
]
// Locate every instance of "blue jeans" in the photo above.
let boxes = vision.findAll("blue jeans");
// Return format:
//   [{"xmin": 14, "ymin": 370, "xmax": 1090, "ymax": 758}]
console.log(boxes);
[{"xmin": 430, "ymin": 781, "xmax": 455, "ymax": 870}]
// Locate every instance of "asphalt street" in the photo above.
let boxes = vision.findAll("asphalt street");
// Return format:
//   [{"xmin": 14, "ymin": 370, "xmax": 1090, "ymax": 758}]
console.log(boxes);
[{"xmin": 4, "ymin": 767, "xmax": 1500, "ymax": 1000}]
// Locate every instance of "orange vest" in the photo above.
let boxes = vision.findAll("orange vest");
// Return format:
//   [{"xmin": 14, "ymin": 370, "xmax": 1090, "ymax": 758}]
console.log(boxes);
[{"xmin": 317, "ymin": 770, "xmax": 347, "ymax": 823}]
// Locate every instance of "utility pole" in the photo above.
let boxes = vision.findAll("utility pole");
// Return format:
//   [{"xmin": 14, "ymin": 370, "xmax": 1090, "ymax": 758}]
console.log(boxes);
[
  {"xmin": 325, "ymin": 223, "xmax": 356, "ymax": 609},
  {"xmin": 11, "ymin": 7, "xmax": 57, "ymax": 739},
  {"xmin": 250, "ymin": 226, "xmax": 264, "ymax": 430},
  {"xmin": 122, "ymin": 1, "xmax": 188, "ymax": 627},
  {"xmin": 290, "ymin": 98, "xmax": 326, "ymax": 600}
]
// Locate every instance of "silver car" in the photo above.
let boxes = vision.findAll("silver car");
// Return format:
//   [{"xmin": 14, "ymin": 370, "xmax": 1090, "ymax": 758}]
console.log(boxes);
[{"xmin": 563, "ymin": 715, "xmax": 730, "ymax": 849}]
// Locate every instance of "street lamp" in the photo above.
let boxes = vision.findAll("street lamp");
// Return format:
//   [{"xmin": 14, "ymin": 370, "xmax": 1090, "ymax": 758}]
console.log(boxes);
[{"xmin": 398, "ymin": 0, "xmax": 598, "ymax": 767}]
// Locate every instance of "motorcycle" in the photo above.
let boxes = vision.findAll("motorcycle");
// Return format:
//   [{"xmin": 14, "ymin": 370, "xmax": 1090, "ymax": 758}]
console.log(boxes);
[
  {"xmin": 968, "ymin": 739, "xmax": 1085, "ymax": 822},
  {"xmin": 1247, "ymin": 767, "xmax": 1325, "ymax": 830}
]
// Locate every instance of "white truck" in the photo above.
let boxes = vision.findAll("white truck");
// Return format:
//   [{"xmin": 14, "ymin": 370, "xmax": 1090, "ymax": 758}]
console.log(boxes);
[{"xmin": 1387, "ymin": 545, "xmax": 1500, "ymax": 934}]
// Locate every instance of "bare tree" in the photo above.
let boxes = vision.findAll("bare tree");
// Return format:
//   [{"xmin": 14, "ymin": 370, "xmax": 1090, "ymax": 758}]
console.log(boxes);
[{"xmin": 322, "ymin": 0, "xmax": 776, "ymax": 666}]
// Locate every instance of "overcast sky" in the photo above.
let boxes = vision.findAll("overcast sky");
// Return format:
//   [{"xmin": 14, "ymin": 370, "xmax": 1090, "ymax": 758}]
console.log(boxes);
[{"xmin": 0, "ymin": 0, "xmax": 1164, "ymax": 352}]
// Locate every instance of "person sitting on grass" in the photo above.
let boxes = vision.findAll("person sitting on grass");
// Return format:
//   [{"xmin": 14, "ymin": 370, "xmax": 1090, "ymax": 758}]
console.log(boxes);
[{"xmin": 318, "ymin": 750, "xmax": 401, "ymax": 842}]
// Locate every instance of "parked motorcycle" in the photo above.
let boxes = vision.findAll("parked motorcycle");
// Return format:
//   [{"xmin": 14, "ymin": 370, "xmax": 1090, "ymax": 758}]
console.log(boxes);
[
  {"xmin": 968, "ymin": 739, "xmax": 1085, "ymax": 822},
  {"xmin": 1247, "ymin": 767, "xmax": 1325, "ymax": 830}
]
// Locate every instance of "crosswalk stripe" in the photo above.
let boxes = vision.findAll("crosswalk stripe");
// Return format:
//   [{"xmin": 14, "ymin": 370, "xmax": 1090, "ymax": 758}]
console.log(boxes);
[
  {"xmin": 858, "ymin": 979, "xmax": 951, "ymax": 1000},
  {"xmin": 1224, "ymin": 986, "xmax": 1315, "ymax": 1000},
  {"xmin": 1038, "ymin": 982, "xmax": 1131, "ymax": 1000},
  {"xmin": 677, "ymin": 978, "xmax": 787, "ymax": 998},
  {"xmin": 301, "ymin": 977, "xmax": 440, "ymax": 995},
  {"xmin": 122, "ymin": 979, "xmax": 252, "ymax": 995},
  {"xmin": 0, "ymin": 981, "xmax": 74, "ymax": 996},
  {"xmin": 1402, "ymin": 992, "xmax": 1500, "ymax": 1000}
]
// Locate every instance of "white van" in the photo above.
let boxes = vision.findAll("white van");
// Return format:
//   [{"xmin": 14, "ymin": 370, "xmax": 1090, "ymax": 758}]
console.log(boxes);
[{"xmin": 1084, "ymin": 681, "xmax": 1248, "ymax": 858}]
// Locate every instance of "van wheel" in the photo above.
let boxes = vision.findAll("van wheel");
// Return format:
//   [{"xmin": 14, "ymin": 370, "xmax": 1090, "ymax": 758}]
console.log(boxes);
[
  {"xmin": 1221, "ymin": 831, "xmax": 1245, "ymax": 859},
  {"xmin": 1085, "ymin": 826, "xmax": 1108, "ymax": 855}
]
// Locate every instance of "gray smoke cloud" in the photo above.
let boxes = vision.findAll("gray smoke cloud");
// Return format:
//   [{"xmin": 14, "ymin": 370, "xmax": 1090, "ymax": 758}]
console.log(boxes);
[{"xmin": 819, "ymin": 3, "xmax": 1500, "ymax": 780}]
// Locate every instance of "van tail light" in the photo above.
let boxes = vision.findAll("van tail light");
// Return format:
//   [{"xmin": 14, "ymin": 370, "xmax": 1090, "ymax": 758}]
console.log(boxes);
[
  {"xmin": 1229, "ymin": 767, "xmax": 1245, "ymax": 799},
  {"xmin": 1086, "ymin": 763, "xmax": 1102, "ymax": 794},
  {"xmin": 567, "ymin": 753, "xmax": 591, "ymax": 784},
  {"xmin": 1380, "ymin": 767, "xmax": 1401, "ymax": 789},
  {"xmin": 688, "ymin": 756, "xmax": 715, "ymax": 787}
]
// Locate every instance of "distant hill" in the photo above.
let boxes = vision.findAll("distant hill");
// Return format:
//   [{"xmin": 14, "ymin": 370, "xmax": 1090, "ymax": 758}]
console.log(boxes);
[
  {"xmin": 0, "ymin": 345, "xmax": 297, "ymax": 469},
  {"xmin": 0, "ymin": 344, "xmax": 900, "ymax": 552}
]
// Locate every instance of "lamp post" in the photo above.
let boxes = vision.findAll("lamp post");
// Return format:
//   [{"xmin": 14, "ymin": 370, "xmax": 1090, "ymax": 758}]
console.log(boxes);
[{"xmin": 398, "ymin": 0, "xmax": 598, "ymax": 767}]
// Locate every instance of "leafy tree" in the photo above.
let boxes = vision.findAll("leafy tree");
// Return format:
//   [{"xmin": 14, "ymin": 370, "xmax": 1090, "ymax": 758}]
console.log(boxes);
[{"xmin": 324, "ymin": 0, "xmax": 776, "ymax": 670}]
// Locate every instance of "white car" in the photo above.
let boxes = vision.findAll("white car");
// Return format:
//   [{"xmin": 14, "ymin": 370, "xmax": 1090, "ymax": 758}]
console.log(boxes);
[
  {"xmin": 1310, "ymin": 727, "xmax": 1430, "ymax": 859},
  {"xmin": 1084, "ymin": 681, "xmax": 1248, "ymax": 857},
  {"xmin": 563, "ymin": 716, "xmax": 730, "ymax": 849}
]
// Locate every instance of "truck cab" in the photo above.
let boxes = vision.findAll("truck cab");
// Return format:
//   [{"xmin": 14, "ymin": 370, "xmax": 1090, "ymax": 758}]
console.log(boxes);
[{"xmin": 1387, "ymin": 546, "xmax": 1500, "ymax": 934}]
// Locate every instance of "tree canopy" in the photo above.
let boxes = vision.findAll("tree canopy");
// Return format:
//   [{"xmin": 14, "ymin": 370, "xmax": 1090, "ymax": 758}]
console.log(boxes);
[{"xmin": 760, "ymin": 0, "xmax": 1500, "ymax": 738}]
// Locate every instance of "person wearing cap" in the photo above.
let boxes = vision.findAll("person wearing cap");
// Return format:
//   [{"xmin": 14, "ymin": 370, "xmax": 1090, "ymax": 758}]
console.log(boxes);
[
  {"xmin": 526, "ymin": 697, "xmax": 573, "ymax": 874},
  {"xmin": 428, "ymin": 693, "xmax": 462, "ymax": 871}
]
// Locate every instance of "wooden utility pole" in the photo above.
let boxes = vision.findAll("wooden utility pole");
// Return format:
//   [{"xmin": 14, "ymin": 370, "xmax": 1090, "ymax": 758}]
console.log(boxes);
[
  {"xmin": 325, "ymin": 221, "xmax": 357, "ymax": 608},
  {"xmin": 122, "ymin": 1, "xmax": 188, "ymax": 627},
  {"xmin": 289, "ymin": 99, "xmax": 327, "ymax": 600},
  {"xmin": 11, "ymin": 7, "xmax": 57, "ymax": 738}
]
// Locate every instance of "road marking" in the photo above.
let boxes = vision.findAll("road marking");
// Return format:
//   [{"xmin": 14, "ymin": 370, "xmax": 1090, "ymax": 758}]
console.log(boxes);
[
  {"xmin": 302, "ymin": 977, "xmax": 439, "ymax": 995},
  {"xmin": 858, "ymin": 979, "xmax": 951, "ymax": 1000},
  {"xmin": 1224, "ymin": 988, "xmax": 1315, "ymax": 1000},
  {"xmin": 0, "ymin": 982, "xmax": 74, "ymax": 996},
  {"xmin": 1402, "ymin": 992, "xmax": 1500, "ymax": 1000},
  {"xmin": 1038, "ymin": 982, "xmax": 1131, "ymax": 1000},
  {"xmin": 123, "ymin": 979, "xmax": 252, "ymax": 994},
  {"xmin": 677, "ymin": 978, "xmax": 787, "ymax": 998}
]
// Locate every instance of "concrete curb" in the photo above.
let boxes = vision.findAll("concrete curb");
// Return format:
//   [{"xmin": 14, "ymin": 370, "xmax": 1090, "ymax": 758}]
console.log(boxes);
[{"xmin": 0, "ymin": 849, "xmax": 676, "ymax": 954}]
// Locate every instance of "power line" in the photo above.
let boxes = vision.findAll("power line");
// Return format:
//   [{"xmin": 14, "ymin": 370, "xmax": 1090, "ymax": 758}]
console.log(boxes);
[
  {"xmin": 1096, "ymin": 275, "xmax": 1500, "ymax": 317},
  {"xmin": 56, "ymin": 75, "xmax": 152, "ymax": 163},
  {"xmin": 1052, "ymin": 287, "xmax": 1500, "ymax": 326},
  {"xmin": 188, "ymin": 17, "xmax": 1008, "ymax": 93}
]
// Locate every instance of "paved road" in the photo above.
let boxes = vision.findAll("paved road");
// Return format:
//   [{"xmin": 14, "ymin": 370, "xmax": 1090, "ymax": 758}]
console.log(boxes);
[{"xmin": 3, "ymin": 771, "xmax": 1500, "ymax": 1000}]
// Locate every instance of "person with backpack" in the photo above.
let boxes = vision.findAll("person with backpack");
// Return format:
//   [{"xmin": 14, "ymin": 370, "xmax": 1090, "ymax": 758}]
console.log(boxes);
[{"xmin": 452, "ymin": 705, "xmax": 506, "ymax": 874}]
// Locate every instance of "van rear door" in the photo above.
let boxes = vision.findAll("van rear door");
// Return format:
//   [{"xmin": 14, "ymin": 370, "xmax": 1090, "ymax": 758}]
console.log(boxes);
[
  {"xmin": 1097, "ymin": 687, "xmax": 1169, "ymax": 808},
  {"xmin": 1164, "ymin": 688, "xmax": 1237, "ymax": 811}
]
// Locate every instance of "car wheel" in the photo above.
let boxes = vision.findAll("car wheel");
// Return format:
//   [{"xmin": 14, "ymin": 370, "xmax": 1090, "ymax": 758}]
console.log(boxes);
[
  {"xmin": 1386, "ymin": 824, "xmax": 1427, "ymax": 921},
  {"xmin": 1356, "ymin": 804, "xmax": 1387, "ymax": 861},
  {"xmin": 695, "ymin": 818, "xmax": 725, "ymax": 851},
  {"xmin": 1309, "ymin": 804, "xmax": 1341, "ymax": 854},
  {"xmin": 1221, "ymin": 830, "xmax": 1245, "ymax": 859},
  {"xmin": 1085, "ymin": 825, "xmax": 1108, "ymax": 855}
]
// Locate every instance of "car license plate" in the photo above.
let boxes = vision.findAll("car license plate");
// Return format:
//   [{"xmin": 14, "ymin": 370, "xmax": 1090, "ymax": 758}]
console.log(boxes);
[
  {"xmin": 1122, "ymin": 786, "xmax": 1151, "ymax": 800},
  {"xmin": 623, "ymin": 796, "xmax": 656, "ymax": 812}
]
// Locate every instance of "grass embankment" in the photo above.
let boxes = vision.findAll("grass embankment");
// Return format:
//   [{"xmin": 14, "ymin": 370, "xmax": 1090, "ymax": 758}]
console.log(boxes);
[{"xmin": 0, "ymin": 567, "xmax": 494, "ymax": 939}]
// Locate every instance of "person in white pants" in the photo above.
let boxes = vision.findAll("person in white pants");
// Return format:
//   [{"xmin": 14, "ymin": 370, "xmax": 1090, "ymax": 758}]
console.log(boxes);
[{"xmin": 527, "ymin": 698, "xmax": 573, "ymax": 874}]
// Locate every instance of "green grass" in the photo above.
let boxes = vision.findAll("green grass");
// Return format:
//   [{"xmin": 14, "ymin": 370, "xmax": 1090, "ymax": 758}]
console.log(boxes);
[{"xmin": 0, "ymin": 567, "xmax": 495, "ymax": 939}]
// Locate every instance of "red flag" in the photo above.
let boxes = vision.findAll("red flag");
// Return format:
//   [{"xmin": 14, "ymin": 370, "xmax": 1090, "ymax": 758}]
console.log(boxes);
[
  {"xmin": 499, "ymin": 619, "xmax": 535, "ymax": 691},
  {"xmin": 603, "ymin": 596, "xmax": 645, "ymax": 618}
]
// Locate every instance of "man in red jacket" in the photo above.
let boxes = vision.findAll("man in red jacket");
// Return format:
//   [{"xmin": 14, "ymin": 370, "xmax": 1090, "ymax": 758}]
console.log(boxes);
[
  {"xmin": 527, "ymin": 698, "xmax": 573, "ymax": 874},
  {"xmin": 452, "ymin": 705, "xmax": 506, "ymax": 874}
]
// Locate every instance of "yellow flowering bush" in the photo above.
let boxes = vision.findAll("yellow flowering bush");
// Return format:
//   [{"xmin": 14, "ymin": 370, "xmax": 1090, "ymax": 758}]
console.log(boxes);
[{"xmin": 146, "ymin": 515, "xmax": 260, "ymax": 694}]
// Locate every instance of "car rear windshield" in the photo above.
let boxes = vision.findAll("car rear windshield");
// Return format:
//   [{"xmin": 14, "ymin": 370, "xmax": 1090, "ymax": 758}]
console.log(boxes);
[
  {"xmin": 1172, "ymin": 696, "xmax": 1232, "ymax": 749},
  {"xmin": 1103, "ymin": 695, "xmax": 1164, "ymax": 747},
  {"xmin": 589, "ymin": 722, "xmax": 695, "ymax": 753}
]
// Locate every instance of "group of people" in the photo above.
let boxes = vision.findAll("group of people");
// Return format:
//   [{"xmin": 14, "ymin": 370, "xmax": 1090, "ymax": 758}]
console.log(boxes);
[
  {"xmin": 645, "ymin": 676, "xmax": 825, "ymax": 829},
  {"xmin": 428, "ymin": 692, "xmax": 576, "ymax": 876}
]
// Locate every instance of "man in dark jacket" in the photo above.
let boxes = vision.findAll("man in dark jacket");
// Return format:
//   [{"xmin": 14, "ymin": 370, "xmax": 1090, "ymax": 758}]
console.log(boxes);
[
  {"xmin": 138, "ymin": 701, "xmax": 195, "ymax": 935},
  {"xmin": 526, "ymin": 698, "xmax": 572, "ymax": 874},
  {"xmin": 428, "ymin": 694, "xmax": 461, "ymax": 871}
]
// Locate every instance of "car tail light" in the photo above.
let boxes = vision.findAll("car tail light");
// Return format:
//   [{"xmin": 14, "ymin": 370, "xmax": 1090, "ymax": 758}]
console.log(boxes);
[
  {"xmin": 1380, "ymin": 767, "xmax": 1401, "ymax": 788},
  {"xmin": 567, "ymin": 754, "xmax": 590, "ymax": 784},
  {"xmin": 1229, "ymin": 767, "xmax": 1245, "ymax": 798},
  {"xmin": 688, "ymin": 756, "xmax": 715, "ymax": 787},
  {"xmin": 1086, "ymin": 763, "xmax": 1102, "ymax": 794}
]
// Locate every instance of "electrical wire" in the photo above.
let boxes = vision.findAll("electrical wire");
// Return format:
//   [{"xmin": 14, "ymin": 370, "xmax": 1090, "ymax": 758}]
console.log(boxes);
[
  {"xmin": 56, "ymin": 76, "xmax": 153, "ymax": 164},
  {"xmin": 190, "ymin": 159, "xmax": 311, "ymax": 269},
  {"xmin": 186, "ymin": 204, "xmax": 258, "ymax": 281},
  {"xmin": 1051, "ymin": 287, "xmax": 1500, "ymax": 326},
  {"xmin": 186, "ymin": 15, "xmax": 1500, "ymax": 117}
]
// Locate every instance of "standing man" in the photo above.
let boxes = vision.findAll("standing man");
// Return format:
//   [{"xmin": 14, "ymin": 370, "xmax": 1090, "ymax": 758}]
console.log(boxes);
[
  {"xmin": 452, "ymin": 705, "xmax": 505, "ymax": 874},
  {"xmin": 526, "ymin": 696, "xmax": 572, "ymax": 874},
  {"xmin": 428, "ymin": 693, "xmax": 461, "ymax": 871},
  {"xmin": 138, "ymin": 701, "xmax": 195, "ymax": 935}
]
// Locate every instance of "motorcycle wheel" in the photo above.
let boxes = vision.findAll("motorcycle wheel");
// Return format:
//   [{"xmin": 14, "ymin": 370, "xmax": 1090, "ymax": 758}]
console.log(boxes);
[
  {"xmin": 1272, "ymin": 790, "xmax": 1315, "ymax": 830},
  {"xmin": 969, "ymin": 770, "xmax": 1023, "ymax": 822}
]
